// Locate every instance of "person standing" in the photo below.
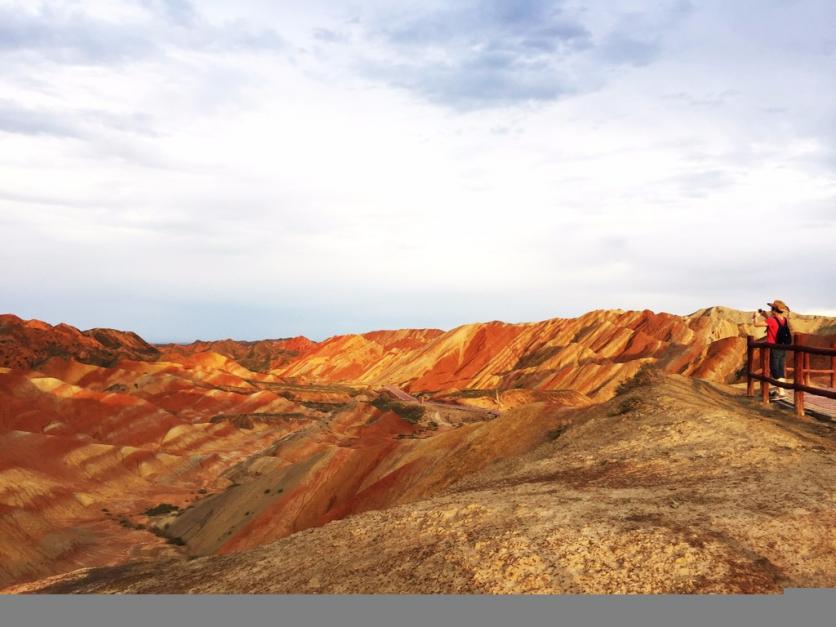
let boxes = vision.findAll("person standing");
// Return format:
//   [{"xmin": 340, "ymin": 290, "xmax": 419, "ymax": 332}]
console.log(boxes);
[{"xmin": 753, "ymin": 299, "xmax": 791, "ymax": 399}]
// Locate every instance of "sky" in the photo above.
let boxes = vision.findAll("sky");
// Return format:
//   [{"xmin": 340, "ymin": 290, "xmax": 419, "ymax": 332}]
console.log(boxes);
[{"xmin": 0, "ymin": 0, "xmax": 834, "ymax": 342}]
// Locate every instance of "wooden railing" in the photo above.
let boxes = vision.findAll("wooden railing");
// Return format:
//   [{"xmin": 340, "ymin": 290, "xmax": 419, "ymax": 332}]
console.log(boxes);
[{"xmin": 746, "ymin": 334, "xmax": 836, "ymax": 416}]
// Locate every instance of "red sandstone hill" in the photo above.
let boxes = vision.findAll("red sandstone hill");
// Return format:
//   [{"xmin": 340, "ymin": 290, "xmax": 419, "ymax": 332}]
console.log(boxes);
[
  {"xmin": 17, "ymin": 374, "xmax": 836, "ymax": 594},
  {"xmin": 1, "ymin": 306, "xmax": 835, "ymax": 593},
  {"xmin": 0, "ymin": 314, "xmax": 160, "ymax": 370},
  {"xmin": 156, "ymin": 337, "xmax": 317, "ymax": 373},
  {"xmin": 157, "ymin": 329, "xmax": 447, "ymax": 378},
  {"xmin": 270, "ymin": 306, "xmax": 836, "ymax": 398}
]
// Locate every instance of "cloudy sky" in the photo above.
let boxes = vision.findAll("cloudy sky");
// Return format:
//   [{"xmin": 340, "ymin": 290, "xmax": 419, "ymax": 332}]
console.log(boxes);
[{"xmin": 1, "ymin": 0, "xmax": 834, "ymax": 341}]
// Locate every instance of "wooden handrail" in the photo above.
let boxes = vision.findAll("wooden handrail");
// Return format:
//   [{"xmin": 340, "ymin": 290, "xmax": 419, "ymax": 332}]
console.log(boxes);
[
  {"xmin": 748, "ymin": 372, "xmax": 836, "ymax": 400},
  {"xmin": 747, "ymin": 340, "xmax": 836, "ymax": 357},
  {"xmin": 746, "ymin": 334, "xmax": 836, "ymax": 416}
]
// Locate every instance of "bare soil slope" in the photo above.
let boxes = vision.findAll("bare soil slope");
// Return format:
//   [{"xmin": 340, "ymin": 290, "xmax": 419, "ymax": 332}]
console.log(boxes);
[
  {"xmin": 0, "ymin": 349, "xmax": 572, "ymax": 589},
  {"xmin": 24, "ymin": 373, "xmax": 836, "ymax": 594}
]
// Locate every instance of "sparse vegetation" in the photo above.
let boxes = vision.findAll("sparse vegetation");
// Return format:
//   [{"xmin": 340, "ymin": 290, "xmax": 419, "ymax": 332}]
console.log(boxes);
[
  {"xmin": 452, "ymin": 389, "xmax": 498, "ymax": 399},
  {"xmin": 263, "ymin": 382, "xmax": 363, "ymax": 396},
  {"xmin": 514, "ymin": 346, "xmax": 562, "ymax": 370},
  {"xmin": 609, "ymin": 397, "xmax": 645, "ymax": 416},
  {"xmin": 117, "ymin": 517, "xmax": 145, "ymax": 531},
  {"xmin": 149, "ymin": 525, "xmax": 185, "ymax": 547},
  {"xmin": 144, "ymin": 503, "xmax": 181, "ymax": 517},
  {"xmin": 546, "ymin": 425, "xmax": 569, "ymax": 441},
  {"xmin": 615, "ymin": 364, "xmax": 664, "ymax": 395},
  {"xmin": 210, "ymin": 412, "xmax": 309, "ymax": 429},
  {"xmin": 371, "ymin": 397, "xmax": 425, "ymax": 423},
  {"xmin": 298, "ymin": 401, "xmax": 353, "ymax": 412},
  {"xmin": 370, "ymin": 397, "xmax": 393, "ymax": 411}
]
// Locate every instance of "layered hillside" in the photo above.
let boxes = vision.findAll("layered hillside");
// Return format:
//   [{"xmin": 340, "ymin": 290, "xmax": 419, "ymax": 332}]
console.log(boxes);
[
  {"xmin": 22, "ymin": 373, "xmax": 836, "ymax": 594},
  {"xmin": 270, "ymin": 307, "xmax": 836, "ymax": 398},
  {"xmin": 0, "ymin": 315, "xmax": 160, "ymax": 369},
  {"xmin": 0, "ymin": 336, "xmax": 575, "ymax": 588},
  {"xmin": 0, "ymin": 354, "xmax": 312, "ymax": 586},
  {"xmin": 2, "ymin": 307, "xmax": 834, "ymax": 592},
  {"xmin": 143, "ymin": 307, "xmax": 836, "ymax": 400},
  {"xmin": 157, "ymin": 337, "xmax": 316, "ymax": 373}
]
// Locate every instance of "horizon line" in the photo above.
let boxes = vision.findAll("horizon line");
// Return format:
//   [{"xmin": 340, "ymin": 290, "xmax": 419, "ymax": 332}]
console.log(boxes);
[{"xmin": 6, "ymin": 305, "xmax": 836, "ymax": 346}]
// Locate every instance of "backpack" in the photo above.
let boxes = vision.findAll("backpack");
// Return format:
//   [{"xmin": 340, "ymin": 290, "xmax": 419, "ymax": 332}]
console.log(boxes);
[{"xmin": 776, "ymin": 318, "xmax": 792, "ymax": 345}]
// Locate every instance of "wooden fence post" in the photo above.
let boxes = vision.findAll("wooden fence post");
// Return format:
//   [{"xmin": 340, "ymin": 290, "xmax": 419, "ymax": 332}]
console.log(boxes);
[
  {"xmin": 794, "ymin": 349, "xmax": 805, "ymax": 417},
  {"xmin": 761, "ymin": 346, "xmax": 770, "ymax": 404},
  {"xmin": 831, "ymin": 341, "xmax": 836, "ymax": 389},
  {"xmin": 746, "ymin": 335, "xmax": 754, "ymax": 397}
]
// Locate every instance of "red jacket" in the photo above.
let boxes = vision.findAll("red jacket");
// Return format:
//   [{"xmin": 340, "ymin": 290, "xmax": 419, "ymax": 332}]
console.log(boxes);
[{"xmin": 765, "ymin": 316, "xmax": 787, "ymax": 344}]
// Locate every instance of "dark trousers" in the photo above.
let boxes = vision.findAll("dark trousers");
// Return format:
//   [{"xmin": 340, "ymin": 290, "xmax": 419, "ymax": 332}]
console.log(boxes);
[{"xmin": 770, "ymin": 349, "xmax": 786, "ymax": 379}]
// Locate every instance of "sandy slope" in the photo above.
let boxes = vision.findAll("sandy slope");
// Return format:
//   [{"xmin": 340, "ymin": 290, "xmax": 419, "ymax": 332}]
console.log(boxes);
[{"xmin": 23, "ymin": 373, "xmax": 836, "ymax": 594}]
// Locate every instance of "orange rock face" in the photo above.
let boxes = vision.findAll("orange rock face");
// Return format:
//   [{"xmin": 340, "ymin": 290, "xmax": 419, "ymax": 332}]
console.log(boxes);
[
  {"xmin": 0, "ymin": 356, "xmax": 309, "ymax": 587},
  {"xmin": 157, "ymin": 336, "xmax": 317, "ymax": 372},
  {"xmin": 1, "ymin": 306, "xmax": 834, "ymax": 591},
  {"xmin": 25, "ymin": 374, "xmax": 836, "ymax": 595},
  {"xmin": 269, "ymin": 307, "xmax": 836, "ymax": 397},
  {"xmin": 0, "ymin": 314, "xmax": 160, "ymax": 369}
]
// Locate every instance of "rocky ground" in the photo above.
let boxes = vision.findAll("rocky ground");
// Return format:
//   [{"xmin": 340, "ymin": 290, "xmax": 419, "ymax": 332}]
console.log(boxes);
[{"xmin": 18, "ymin": 372, "xmax": 836, "ymax": 594}]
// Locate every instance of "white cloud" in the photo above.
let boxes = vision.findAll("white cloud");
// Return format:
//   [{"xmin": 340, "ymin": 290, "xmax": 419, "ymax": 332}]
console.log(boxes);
[{"xmin": 0, "ymin": 0, "xmax": 834, "ymax": 340}]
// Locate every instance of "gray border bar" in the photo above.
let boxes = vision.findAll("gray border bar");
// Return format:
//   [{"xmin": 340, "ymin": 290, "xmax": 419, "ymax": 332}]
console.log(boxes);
[{"xmin": 1, "ymin": 591, "xmax": 834, "ymax": 627}]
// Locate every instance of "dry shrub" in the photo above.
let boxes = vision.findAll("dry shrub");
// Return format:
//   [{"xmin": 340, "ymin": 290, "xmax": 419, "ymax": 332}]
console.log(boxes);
[
  {"xmin": 615, "ymin": 364, "xmax": 665, "ymax": 395},
  {"xmin": 608, "ymin": 397, "xmax": 646, "ymax": 416}
]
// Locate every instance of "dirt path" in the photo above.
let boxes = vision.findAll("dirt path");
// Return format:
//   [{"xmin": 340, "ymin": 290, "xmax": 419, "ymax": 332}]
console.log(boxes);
[{"xmin": 381, "ymin": 385, "xmax": 419, "ymax": 402}]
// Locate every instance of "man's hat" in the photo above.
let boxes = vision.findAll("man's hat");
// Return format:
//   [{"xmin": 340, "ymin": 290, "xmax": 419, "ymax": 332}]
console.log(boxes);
[{"xmin": 767, "ymin": 299, "xmax": 789, "ymax": 313}]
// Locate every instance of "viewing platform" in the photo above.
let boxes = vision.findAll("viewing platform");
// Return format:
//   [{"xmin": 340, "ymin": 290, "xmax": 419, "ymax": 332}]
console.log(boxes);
[{"xmin": 746, "ymin": 332, "xmax": 836, "ymax": 420}]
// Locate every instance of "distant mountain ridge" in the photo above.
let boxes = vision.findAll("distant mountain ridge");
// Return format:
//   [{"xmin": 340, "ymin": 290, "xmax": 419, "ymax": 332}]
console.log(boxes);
[
  {"xmin": 264, "ymin": 306, "xmax": 836, "ymax": 398},
  {"xmin": 156, "ymin": 337, "xmax": 317, "ymax": 373},
  {"xmin": 3, "ymin": 308, "xmax": 835, "ymax": 396},
  {"xmin": 0, "ymin": 314, "xmax": 160, "ymax": 369}
]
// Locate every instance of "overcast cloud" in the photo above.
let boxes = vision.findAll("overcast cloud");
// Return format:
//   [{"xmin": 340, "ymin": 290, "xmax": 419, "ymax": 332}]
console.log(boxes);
[{"xmin": 0, "ymin": 0, "xmax": 834, "ymax": 341}]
